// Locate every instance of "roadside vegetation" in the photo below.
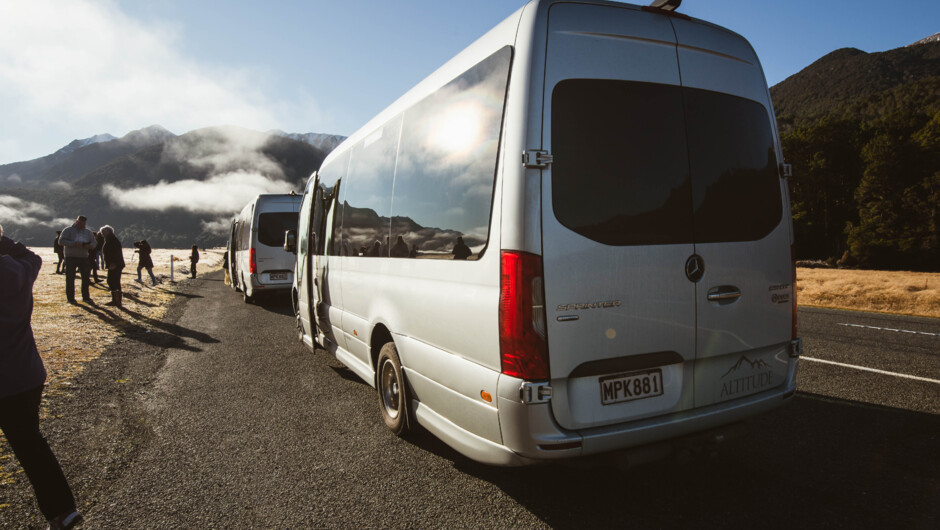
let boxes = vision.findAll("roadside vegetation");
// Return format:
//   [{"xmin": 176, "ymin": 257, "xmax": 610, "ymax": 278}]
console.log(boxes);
[{"xmin": 798, "ymin": 267, "xmax": 940, "ymax": 318}]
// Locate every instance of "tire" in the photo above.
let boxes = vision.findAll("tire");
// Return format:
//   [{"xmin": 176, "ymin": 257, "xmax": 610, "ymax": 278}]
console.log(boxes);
[
  {"xmin": 241, "ymin": 276, "xmax": 253, "ymax": 303},
  {"xmin": 295, "ymin": 313, "xmax": 305, "ymax": 344},
  {"xmin": 376, "ymin": 342, "xmax": 411, "ymax": 436}
]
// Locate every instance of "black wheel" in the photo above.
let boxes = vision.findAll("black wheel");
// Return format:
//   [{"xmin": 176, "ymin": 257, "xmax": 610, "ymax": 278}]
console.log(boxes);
[
  {"xmin": 295, "ymin": 313, "xmax": 305, "ymax": 343},
  {"xmin": 241, "ymin": 276, "xmax": 253, "ymax": 303},
  {"xmin": 377, "ymin": 342, "xmax": 411, "ymax": 436}
]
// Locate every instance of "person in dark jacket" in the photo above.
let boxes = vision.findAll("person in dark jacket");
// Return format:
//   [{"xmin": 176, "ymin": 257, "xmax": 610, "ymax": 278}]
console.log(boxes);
[
  {"xmin": 93, "ymin": 230, "xmax": 105, "ymax": 282},
  {"xmin": 53, "ymin": 231, "xmax": 64, "ymax": 274},
  {"xmin": 88, "ymin": 232, "xmax": 100, "ymax": 284},
  {"xmin": 189, "ymin": 245, "xmax": 199, "ymax": 279},
  {"xmin": 133, "ymin": 239, "xmax": 157, "ymax": 285},
  {"xmin": 452, "ymin": 236, "xmax": 472, "ymax": 260},
  {"xmin": 0, "ymin": 225, "xmax": 82, "ymax": 530},
  {"xmin": 101, "ymin": 225, "xmax": 124, "ymax": 307}
]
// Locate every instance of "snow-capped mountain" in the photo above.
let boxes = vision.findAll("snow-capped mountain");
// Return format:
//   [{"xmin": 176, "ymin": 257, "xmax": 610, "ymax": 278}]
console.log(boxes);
[
  {"xmin": 53, "ymin": 133, "xmax": 117, "ymax": 156},
  {"xmin": 908, "ymin": 32, "xmax": 940, "ymax": 47}
]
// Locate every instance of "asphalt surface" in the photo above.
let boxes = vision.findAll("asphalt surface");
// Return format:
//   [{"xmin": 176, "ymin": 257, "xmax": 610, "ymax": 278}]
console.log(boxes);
[{"xmin": 2, "ymin": 271, "xmax": 938, "ymax": 528}]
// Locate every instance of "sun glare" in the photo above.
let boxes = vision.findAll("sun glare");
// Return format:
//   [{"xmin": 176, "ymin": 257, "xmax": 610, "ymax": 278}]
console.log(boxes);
[{"xmin": 429, "ymin": 101, "xmax": 483, "ymax": 156}]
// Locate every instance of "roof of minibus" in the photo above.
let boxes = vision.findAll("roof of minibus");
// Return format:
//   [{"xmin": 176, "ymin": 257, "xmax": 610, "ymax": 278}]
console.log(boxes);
[{"xmin": 317, "ymin": 0, "xmax": 750, "ymax": 171}]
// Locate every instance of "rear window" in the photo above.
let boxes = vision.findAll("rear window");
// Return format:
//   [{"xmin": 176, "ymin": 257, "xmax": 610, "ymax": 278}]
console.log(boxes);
[
  {"xmin": 257, "ymin": 212, "xmax": 298, "ymax": 247},
  {"xmin": 551, "ymin": 79, "xmax": 781, "ymax": 246}
]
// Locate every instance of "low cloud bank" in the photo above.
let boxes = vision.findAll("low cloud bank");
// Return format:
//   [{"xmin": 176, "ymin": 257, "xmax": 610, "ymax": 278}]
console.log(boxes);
[
  {"xmin": 103, "ymin": 171, "xmax": 294, "ymax": 214},
  {"xmin": 200, "ymin": 217, "xmax": 232, "ymax": 235},
  {"xmin": 0, "ymin": 195, "xmax": 71, "ymax": 229}
]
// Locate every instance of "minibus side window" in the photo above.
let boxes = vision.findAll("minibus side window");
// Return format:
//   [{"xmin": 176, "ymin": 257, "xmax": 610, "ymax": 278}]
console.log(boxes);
[
  {"xmin": 238, "ymin": 214, "xmax": 252, "ymax": 249},
  {"xmin": 317, "ymin": 151, "xmax": 348, "ymax": 256},
  {"xmin": 298, "ymin": 178, "xmax": 317, "ymax": 255},
  {"xmin": 390, "ymin": 45, "xmax": 512, "ymax": 260},
  {"xmin": 341, "ymin": 116, "xmax": 402, "ymax": 257}
]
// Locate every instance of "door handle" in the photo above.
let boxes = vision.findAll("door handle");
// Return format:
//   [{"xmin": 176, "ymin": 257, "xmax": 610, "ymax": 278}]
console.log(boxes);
[{"xmin": 707, "ymin": 286, "xmax": 742, "ymax": 303}]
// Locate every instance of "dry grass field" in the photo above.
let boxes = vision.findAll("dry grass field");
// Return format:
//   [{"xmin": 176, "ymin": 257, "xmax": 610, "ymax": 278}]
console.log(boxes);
[{"xmin": 797, "ymin": 268, "xmax": 940, "ymax": 318}]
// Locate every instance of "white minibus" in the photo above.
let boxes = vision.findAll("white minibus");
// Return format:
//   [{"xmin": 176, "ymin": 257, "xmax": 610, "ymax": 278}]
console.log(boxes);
[
  {"xmin": 288, "ymin": 0, "xmax": 801, "ymax": 465},
  {"xmin": 229, "ymin": 194, "xmax": 301, "ymax": 302}
]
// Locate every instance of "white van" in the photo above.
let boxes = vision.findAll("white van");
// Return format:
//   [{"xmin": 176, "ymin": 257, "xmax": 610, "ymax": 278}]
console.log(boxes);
[
  {"xmin": 288, "ymin": 0, "xmax": 801, "ymax": 466},
  {"xmin": 229, "ymin": 193, "xmax": 301, "ymax": 302}
]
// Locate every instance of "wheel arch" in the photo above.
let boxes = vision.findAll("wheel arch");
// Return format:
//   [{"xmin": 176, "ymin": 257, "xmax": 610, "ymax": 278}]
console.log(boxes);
[{"xmin": 370, "ymin": 323, "xmax": 393, "ymax": 372}]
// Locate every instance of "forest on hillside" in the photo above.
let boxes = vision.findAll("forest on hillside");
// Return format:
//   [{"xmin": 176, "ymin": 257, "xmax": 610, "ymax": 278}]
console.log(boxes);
[{"xmin": 775, "ymin": 46, "xmax": 939, "ymax": 272}]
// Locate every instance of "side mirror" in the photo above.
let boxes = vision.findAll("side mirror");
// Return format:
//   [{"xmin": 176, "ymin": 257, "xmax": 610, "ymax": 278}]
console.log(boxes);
[{"xmin": 284, "ymin": 229, "xmax": 297, "ymax": 254}]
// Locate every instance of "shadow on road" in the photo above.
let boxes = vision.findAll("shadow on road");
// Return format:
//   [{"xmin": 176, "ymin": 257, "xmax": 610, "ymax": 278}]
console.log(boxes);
[
  {"xmin": 76, "ymin": 302, "xmax": 219, "ymax": 353},
  {"xmin": 407, "ymin": 392, "xmax": 939, "ymax": 528},
  {"xmin": 247, "ymin": 292, "xmax": 294, "ymax": 316}
]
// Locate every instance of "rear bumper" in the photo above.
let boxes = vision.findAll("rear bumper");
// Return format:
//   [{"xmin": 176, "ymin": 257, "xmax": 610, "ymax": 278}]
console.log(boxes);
[{"xmin": 496, "ymin": 374, "xmax": 796, "ymax": 463}]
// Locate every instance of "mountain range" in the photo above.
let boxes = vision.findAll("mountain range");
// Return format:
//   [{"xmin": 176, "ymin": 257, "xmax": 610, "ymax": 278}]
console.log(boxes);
[{"xmin": 0, "ymin": 126, "xmax": 344, "ymax": 247}]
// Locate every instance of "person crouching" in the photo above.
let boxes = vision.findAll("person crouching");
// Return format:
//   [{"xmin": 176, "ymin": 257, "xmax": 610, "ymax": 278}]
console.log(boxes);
[{"xmin": 100, "ymin": 225, "xmax": 124, "ymax": 307}]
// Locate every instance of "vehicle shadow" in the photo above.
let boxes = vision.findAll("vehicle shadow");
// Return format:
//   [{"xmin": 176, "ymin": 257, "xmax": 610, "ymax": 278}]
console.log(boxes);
[
  {"xmin": 75, "ymin": 304, "xmax": 210, "ymax": 353},
  {"xmin": 250, "ymin": 292, "xmax": 294, "ymax": 317},
  {"xmin": 413, "ymin": 392, "xmax": 940, "ymax": 529}
]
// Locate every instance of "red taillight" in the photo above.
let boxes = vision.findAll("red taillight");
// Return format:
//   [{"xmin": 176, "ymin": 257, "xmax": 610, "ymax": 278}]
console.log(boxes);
[
  {"xmin": 791, "ymin": 244, "xmax": 798, "ymax": 339},
  {"xmin": 249, "ymin": 248, "xmax": 257, "ymax": 274},
  {"xmin": 499, "ymin": 251, "xmax": 549, "ymax": 381}
]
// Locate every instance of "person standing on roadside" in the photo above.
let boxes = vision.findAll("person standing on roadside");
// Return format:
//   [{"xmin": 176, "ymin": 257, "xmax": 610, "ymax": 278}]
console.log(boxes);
[
  {"xmin": 87, "ymin": 232, "xmax": 100, "ymax": 285},
  {"xmin": 189, "ymin": 245, "xmax": 199, "ymax": 279},
  {"xmin": 100, "ymin": 225, "xmax": 124, "ymax": 307},
  {"xmin": 133, "ymin": 239, "xmax": 157, "ymax": 285},
  {"xmin": 0, "ymin": 224, "xmax": 83, "ymax": 530},
  {"xmin": 53, "ymin": 231, "xmax": 64, "ymax": 274},
  {"xmin": 57, "ymin": 215, "xmax": 97, "ymax": 305}
]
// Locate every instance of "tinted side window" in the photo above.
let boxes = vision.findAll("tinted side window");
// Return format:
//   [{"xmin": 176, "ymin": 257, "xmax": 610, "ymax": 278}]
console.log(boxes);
[
  {"xmin": 238, "ymin": 212, "xmax": 251, "ymax": 249},
  {"xmin": 551, "ymin": 79, "xmax": 692, "ymax": 246},
  {"xmin": 257, "ymin": 212, "xmax": 298, "ymax": 247},
  {"xmin": 298, "ymin": 179, "xmax": 316, "ymax": 256},
  {"xmin": 391, "ymin": 46, "xmax": 512, "ymax": 260},
  {"xmin": 551, "ymin": 80, "xmax": 782, "ymax": 246},
  {"xmin": 341, "ymin": 116, "xmax": 401, "ymax": 257},
  {"xmin": 684, "ymin": 89, "xmax": 782, "ymax": 242},
  {"xmin": 318, "ymin": 151, "xmax": 348, "ymax": 256}
]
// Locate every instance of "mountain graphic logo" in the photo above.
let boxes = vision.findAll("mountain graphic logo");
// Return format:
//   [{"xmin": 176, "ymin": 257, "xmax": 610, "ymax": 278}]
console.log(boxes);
[{"xmin": 721, "ymin": 356, "xmax": 771, "ymax": 378}]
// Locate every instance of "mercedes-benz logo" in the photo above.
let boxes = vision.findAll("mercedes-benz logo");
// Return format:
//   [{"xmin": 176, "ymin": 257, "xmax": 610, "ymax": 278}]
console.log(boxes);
[{"xmin": 685, "ymin": 254, "xmax": 705, "ymax": 283}]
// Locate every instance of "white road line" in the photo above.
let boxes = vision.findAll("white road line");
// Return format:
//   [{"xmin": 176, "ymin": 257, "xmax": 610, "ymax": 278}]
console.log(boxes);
[
  {"xmin": 838, "ymin": 323, "xmax": 939, "ymax": 337},
  {"xmin": 801, "ymin": 356, "xmax": 940, "ymax": 384}
]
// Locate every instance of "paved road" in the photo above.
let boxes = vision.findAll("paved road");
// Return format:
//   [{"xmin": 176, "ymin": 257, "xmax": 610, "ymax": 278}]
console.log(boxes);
[{"xmin": 4, "ymin": 272, "xmax": 938, "ymax": 528}]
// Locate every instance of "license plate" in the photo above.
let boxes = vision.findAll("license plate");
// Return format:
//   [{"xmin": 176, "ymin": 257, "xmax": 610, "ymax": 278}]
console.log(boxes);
[
  {"xmin": 600, "ymin": 369, "xmax": 663, "ymax": 405},
  {"xmin": 270, "ymin": 272, "xmax": 288, "ymax": 281}
]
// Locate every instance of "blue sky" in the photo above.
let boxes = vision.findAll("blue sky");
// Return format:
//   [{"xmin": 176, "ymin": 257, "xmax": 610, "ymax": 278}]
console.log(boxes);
[{"xmin": 0, "ymin": 0, "xmax": 937, "ymax": 164}]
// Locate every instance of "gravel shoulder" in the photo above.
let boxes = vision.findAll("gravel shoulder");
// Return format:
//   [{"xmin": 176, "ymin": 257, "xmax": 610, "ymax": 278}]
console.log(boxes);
[{"xmin": 0, "ymin": 268, "xmax": 203, "ymax": 529}]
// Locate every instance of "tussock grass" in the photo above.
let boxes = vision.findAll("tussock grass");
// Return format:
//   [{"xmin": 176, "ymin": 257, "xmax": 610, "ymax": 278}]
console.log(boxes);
[
  {"xmin": 797, "ymin": 268, "xmax": 940, "ymax": 318},
  {"xmin": 0, "ymin": 247, "xmax": 225, "ymax": 502}
]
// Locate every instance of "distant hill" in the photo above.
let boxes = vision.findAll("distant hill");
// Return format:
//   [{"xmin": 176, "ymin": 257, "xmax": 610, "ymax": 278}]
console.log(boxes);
[
  {"xmin": 0, "ymin": 126, "xmax": 344, "ymax": 248},
  {"xmin": 0, "ymin": 126, "xmax": 176, "ymax": 187},
  {"xmin": 771, "ymin": 39, "xmax": 940, "ymax": 131},
  {"xmin": 773, "ymin": 36, "xmax": 940, "ymax": 271}
]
